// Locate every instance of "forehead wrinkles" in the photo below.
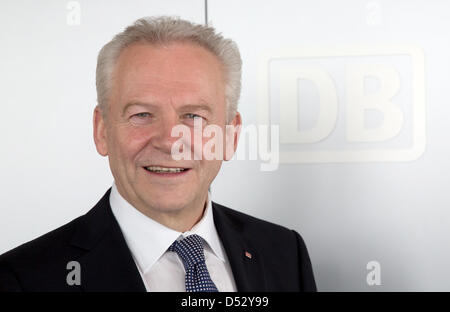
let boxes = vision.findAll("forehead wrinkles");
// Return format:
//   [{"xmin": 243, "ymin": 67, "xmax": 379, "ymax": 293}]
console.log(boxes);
[
  {"xmin": 117, "ymin": 78, "xmax": 214, "ymax": 109},
  {"xmin": 116, "ymin": 42, "xmax": 224, "ymax": 80},
  {"xmin": 111, "ymin": 43, "xmax": 227, "ymax": 110}
]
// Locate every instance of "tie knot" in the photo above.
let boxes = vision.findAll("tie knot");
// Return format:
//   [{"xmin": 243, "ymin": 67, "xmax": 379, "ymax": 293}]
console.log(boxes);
[{"xmin": 168, "ymin": 234, "xmax": 206, "ymax": 269}]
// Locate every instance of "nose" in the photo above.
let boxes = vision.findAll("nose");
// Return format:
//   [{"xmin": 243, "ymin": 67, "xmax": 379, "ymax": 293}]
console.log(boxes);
[{"xmin": 150, "ymin": 114, "xmax": 185, "ymax": 155}]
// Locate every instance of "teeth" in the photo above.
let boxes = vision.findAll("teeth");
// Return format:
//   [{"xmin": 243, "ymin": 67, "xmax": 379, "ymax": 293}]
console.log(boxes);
[{"xmin": 145, "ymin": 166, "xmax": 186, "ymax": 173}]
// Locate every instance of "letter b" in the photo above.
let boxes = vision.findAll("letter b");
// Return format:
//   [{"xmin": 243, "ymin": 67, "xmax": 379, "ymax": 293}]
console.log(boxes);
[{"xmin": 346, "ymin": 64, "xmax": 403, "ymax": 142}]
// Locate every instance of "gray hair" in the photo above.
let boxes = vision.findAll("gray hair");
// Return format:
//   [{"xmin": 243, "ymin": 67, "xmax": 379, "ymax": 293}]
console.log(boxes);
[{"xmin": 96, "ymin": 16, "xmax": 242, "ymax": 122}]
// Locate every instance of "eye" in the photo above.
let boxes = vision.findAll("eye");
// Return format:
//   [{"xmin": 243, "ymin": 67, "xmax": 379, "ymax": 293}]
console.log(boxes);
[
  {"xmin": 183, "ymin": 113, "xmax": 206, "ymax": 126},
  {"xmin": 185, "ymin": 113, "xmax": 202, "ymax": 119},
  {"xmin": 134, "ymin": 112, "xmax": 151, "ymax": 118},
  {"xmin": 129, "ymin": 112, "xmax": 153, "ymax": 125}
]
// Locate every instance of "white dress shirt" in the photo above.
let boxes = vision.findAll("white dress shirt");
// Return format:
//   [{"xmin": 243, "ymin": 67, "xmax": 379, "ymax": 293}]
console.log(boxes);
[{"xmin": 109, "ymin": 182, "xmax": 237, "ymax": 292}]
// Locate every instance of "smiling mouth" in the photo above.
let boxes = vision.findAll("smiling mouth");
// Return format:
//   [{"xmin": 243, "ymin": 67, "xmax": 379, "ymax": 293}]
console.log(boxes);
[{"xmin": 144, "ymin": 166, "xmax": 189, "ymax": 173}]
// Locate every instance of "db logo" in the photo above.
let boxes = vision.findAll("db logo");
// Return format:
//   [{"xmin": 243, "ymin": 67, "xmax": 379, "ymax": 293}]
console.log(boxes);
[{"xmin": 258, "ymin": 45, "xmax": 426, "ymax": 163}]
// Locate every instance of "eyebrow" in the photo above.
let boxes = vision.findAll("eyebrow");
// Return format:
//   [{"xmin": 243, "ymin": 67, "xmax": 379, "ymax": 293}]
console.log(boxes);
[
  {"xmin": 178, "ymin": 104, "xmax": 213, "ymax": 114},
  {"xmin": 122, "ymin": 101, "xmax": 213, "ymax": 116}
]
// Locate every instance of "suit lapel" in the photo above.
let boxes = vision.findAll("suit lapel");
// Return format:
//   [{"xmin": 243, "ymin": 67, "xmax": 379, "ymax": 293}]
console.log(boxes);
[
  {"xmin": 69, "ymin": 188, "xmax": 146, "ymax": 292},
  {"xmin": 68, "ymin": 190, "xmax": 266, "ymax": 292},
  {"xmin": 212, "ymin": 202, "xmax": 268, "ymax": 291}
]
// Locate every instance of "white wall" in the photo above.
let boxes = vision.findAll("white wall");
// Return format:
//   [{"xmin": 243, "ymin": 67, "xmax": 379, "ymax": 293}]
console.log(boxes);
[
  {"xmin": 1, "ymin": 0, "xmax": 449, "ymax": 291},
  {"xmin": 0, "ymin": 0, "xmax": 204, "ymax": 261}
]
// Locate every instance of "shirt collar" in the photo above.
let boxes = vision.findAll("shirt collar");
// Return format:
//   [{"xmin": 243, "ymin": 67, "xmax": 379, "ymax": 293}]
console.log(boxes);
[{"xmin": 109, "ymin": 182, "xmax": 226, "ymax": 274}]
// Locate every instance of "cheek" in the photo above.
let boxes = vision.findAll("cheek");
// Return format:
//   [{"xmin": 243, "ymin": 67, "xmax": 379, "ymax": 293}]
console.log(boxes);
[
  {"xmin": 200, "ymin": 125, "xmax": 228, "ymax": 158},
  {"xmin": 199, "ymin": 160, "xmax": 222, "ymax": 179},
  {"xmin": 108, "ymin": 127, "xmax": 149, "ymax": 161}
]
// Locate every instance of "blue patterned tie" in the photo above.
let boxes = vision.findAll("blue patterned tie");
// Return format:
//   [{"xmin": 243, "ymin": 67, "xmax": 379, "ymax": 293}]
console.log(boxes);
[{"xmin": 168, "ymin": 234, "xmax": 219, "ymax": 292}]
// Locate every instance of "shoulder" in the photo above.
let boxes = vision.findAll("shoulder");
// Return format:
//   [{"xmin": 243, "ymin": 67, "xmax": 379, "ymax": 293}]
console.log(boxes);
[
  {"xmin": 0, "ymin": 189, "xmax": 113, "ymax": 291},
  {"xmin": 0, "ymin": 188, "xmax": 111, "ymax": 270},
  {"xmin": 212, "ymin": 201, "xmax": 307, "ymax": 252},
  {"xmin": 0, "ymin": 216, "xmax": 82, "ymax": 264},
  {"xmin": 212, "ymin": 201, "xmax": 317, "ymax": 291},
  {"xmin": 0, "ymin": 216, "xmax": 85, "ymax": 291},
  {"xmin": 212, "ymin": 201, "xmax": 297, "ymax": 234}
]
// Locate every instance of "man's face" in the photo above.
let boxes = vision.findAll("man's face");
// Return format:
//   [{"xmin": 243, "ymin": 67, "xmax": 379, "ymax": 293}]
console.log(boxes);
[{"xmin": 93, "ymin": 42, "xmax": 240, "ymax": 219}]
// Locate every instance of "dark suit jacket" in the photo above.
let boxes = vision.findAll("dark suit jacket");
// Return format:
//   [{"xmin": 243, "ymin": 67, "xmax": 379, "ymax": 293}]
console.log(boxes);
[{"xmin": 0, "ymin": 189, "xmax": 316, "ymax": 292}]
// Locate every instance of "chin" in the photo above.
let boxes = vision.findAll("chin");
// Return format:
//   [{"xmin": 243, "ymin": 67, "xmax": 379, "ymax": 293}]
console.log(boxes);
[{"xmin": 142, "ymin": 192, "xmax": 195, "ymax": 212}]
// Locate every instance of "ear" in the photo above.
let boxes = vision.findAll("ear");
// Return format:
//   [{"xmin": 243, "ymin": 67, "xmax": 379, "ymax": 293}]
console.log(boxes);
[
  {"xmin": 93, "ymin": 106, "xmax": 108, "ymax": 156},
  {"xmin": 224, "ymin": 111, "xmax": 242, "ymax": 161}
]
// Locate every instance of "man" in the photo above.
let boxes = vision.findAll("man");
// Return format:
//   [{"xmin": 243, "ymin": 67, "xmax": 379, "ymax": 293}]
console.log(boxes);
[{"xmin": 0, "ymin": 16, "xmax": 316, "ymax": 292}]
